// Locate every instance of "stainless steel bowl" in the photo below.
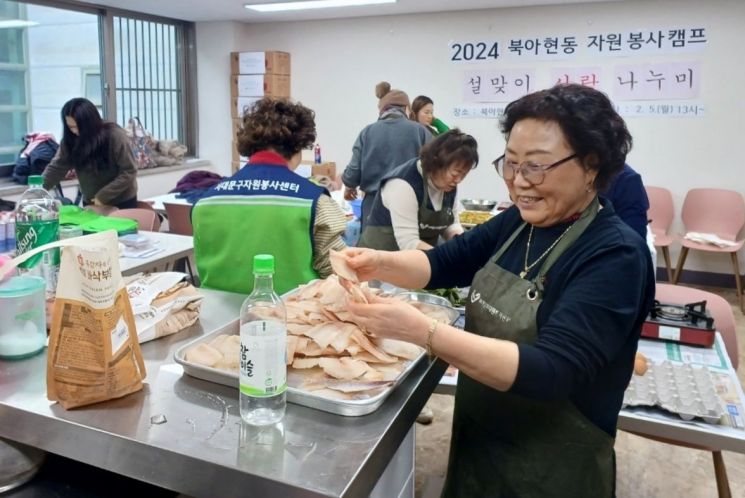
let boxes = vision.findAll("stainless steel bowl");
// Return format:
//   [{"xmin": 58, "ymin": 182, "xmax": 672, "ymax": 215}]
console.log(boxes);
[
  {"xmin": 395, "ymin": 291, "xmax": 452, "ymax": 308},
  {"xmin": 394, "ymin": 292, "xmax": 460, "ymax": 324},
  {"xmin": 461, "ymin": 198, "xmax": 497, "ymax": 211}
]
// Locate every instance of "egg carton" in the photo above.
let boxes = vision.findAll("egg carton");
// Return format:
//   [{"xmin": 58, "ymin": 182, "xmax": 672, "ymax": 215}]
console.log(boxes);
[{"xmin": 623, "ymin": 360, "xmax": 724, "ymax": 424}]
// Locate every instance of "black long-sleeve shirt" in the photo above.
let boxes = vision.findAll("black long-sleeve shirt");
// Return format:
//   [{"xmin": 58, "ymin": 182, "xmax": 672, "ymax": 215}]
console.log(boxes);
[
  {"xmin": 426, "ymin": 199, "xmax": 655, "ymax": 436},
  {"xmin": 603, "ymin": 163, "xmax": 649, "ymax": 239}
]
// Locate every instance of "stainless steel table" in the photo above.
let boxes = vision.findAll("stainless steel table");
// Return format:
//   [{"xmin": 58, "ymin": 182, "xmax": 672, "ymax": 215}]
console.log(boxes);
[{"xmin": 0, "ymin": 289, "xmax": 445, "ymax": 497}]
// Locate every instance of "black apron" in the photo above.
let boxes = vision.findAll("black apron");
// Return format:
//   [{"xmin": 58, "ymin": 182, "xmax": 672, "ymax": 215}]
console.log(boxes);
[
  {"xmin": 443, "ymin": 197, "xmax": 615, "ymax": 498},
  {"xmin": 357, "ymin": 174, "xmax": 454, "ymax": 250}
]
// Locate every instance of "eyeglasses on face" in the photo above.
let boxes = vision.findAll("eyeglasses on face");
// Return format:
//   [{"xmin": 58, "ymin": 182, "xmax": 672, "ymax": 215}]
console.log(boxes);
[
  {"xmin": 444, "ymin": 165, "xmax": 471, "ymax": 181},
  {"xmin": 492, "ymin": 153, "xmax": 578, "ymax": 185}
]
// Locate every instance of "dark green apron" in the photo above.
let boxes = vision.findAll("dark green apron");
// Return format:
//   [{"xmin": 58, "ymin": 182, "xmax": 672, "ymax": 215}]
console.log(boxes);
[
  {"xmin": 442, "ymin": 197, "xmax": 615, "ymax": 498},
  {"xmin": 357, "ymin": 174, "xmax": 454, "ymax": 250}
]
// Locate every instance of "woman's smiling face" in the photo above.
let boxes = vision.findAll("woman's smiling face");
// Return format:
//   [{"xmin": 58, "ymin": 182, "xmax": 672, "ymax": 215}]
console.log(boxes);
[{"xmin": 504, "ymin": 118, "xmax": 597, "ymax": 227}]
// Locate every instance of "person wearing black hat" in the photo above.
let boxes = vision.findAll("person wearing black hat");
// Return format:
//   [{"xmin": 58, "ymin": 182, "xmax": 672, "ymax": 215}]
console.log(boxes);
[{"xmin": 341, "ymin": 82, "xmax": 431, "ymax": 229}]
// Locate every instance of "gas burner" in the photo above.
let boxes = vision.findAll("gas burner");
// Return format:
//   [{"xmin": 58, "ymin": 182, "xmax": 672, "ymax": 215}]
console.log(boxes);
[
  {"xmin": 649, "ymin": 300, "xmax": 714, "ymax": 329},
  {"xmin": 656, "ymin": 305, "xmax": 688, "ymax": 319},
  {"xmin": 642, "ymin": 300, "xmax": 716, "ymax": 347}
]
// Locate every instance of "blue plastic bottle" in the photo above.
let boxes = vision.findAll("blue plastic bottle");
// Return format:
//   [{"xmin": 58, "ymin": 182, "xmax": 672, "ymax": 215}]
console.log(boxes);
[{"xmin": 343, "ymin": 218, "xmax": 361, "ymax": 246}]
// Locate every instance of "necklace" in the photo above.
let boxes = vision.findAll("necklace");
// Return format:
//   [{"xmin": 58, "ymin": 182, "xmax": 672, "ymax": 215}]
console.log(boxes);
[{"xmin": 520, "ymin": 223, "xmax": 575, "ymax": 279}]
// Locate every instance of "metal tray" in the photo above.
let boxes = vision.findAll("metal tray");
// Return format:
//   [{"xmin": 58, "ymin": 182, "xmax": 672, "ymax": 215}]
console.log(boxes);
[{"xmin": 174, "ymin": 294, "xmax": 459, "ymax": 416}]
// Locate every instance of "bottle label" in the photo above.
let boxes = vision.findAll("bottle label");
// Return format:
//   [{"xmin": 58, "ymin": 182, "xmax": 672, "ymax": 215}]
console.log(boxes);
[
  {"xmin": 239, "ymin": 320, "xmax": 287, "ymax": 397},
  {"xmin": 314, "ymin": 145, "xmax": 322, "ymax": 164},
  {"xmin": 16, "ymin": 220, "xmax": 60, "ymax": 269}
]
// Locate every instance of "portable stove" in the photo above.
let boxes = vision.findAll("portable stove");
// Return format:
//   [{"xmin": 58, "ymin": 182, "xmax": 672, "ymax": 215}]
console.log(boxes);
[{"xmin": 640, "ymin": 300, "xmax": 716, "ymax": 347}]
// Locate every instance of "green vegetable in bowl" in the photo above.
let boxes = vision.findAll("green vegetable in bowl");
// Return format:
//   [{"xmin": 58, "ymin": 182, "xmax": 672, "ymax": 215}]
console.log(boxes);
[{"xmin": 421, "ymin": 288, "xmax": 466, "ymax": 307}]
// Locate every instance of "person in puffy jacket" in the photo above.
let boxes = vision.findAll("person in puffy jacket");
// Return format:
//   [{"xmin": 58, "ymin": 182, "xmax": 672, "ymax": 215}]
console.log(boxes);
[{"xmin": 12, "ymin": 133, "xmax": 59, "ymax": 185}]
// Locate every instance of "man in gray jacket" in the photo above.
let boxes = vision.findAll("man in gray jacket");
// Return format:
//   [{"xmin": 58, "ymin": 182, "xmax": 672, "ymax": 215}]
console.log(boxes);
[{"xmin": 342, "ymin": 82, "xmax": 431, "ymax": 229}]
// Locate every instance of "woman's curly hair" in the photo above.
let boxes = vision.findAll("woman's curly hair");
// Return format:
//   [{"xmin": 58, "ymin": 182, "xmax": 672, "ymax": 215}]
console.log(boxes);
[
  {"xmin": 500, "ymin": 84, "xmax": 632, "ymax": 191},
  {"xmin": 236, "ymin": 97, "xmax": 316, "ymax": 159},
  {"xmin": 420, "ymin": 129, "xmax": 479, "ymax": 175}
]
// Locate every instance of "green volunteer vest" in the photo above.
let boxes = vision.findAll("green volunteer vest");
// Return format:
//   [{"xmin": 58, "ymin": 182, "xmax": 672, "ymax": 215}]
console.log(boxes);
[{"xmin": 193, "ymin": 195, "xmax": 318, "ymax": 295}]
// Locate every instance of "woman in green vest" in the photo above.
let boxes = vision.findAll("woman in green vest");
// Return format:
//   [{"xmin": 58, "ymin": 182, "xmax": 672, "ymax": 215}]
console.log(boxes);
[
  {"xmin": 192, "ymin": 98, "xmax": 347, "ymax": 295},
  {"xmin": 342, "ymin": 84, "xmax": 655, "ymax": 497},
  {"xmin": 410, "ymin": 95, "xmax": 450, "ymax": 137}
]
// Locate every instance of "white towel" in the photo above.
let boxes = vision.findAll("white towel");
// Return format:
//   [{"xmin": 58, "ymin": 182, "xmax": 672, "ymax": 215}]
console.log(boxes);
[{"xmin": 684, "ymin": 232, "xmax": 738, "ymax": 248}]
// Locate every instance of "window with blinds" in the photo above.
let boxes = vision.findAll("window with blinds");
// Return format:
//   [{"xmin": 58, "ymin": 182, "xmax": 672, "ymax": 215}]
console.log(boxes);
[
  {"xmin": 113, "ymin": 17, "xmax": 183, "ymax": 142},
  {"xmin": 0, "ymin": 1, "xmax": 195, "ymax": 166}
]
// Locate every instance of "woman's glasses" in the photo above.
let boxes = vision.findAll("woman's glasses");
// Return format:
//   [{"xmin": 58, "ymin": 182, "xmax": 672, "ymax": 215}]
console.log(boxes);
[
  {"xmin": 493, "ymin": 153, "xmax": 577, "ymax": 185},
  {"xmin": 444, "ymin": 165, "xmax": 470, "ymax": 181}
]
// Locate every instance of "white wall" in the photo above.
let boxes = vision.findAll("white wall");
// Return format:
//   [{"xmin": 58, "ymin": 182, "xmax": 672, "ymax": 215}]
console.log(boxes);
[
  {"xmin": 195, "ymin": 0, "xmax": 745, "ymax": 275},
  {"xmin": 194, "ymin": 21, "xmax": 246, "ymax": 171}
]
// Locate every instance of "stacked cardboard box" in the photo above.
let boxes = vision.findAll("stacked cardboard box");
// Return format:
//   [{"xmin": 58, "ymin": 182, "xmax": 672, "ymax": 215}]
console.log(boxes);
[
  {"xmin": 230, "ymin": 51, "xmax": 291, "ymax": 171},
  {"xmin": 230, "ymin": 51, "xmax": 291, "ymax": 119},
  {"xmin": 312, "ymin": 162, "xmax": 336, "ymax": 178},
  {"xmin": 300, "ymin": 160, "xmax": 337, "ymax": 179},
  {"xmin": 231, "ymin": 51, "xmax": 290, "ymax": 75},
  {"xmin": 230, "ymin": 74, "xmax": 290, "ymax": 100}
]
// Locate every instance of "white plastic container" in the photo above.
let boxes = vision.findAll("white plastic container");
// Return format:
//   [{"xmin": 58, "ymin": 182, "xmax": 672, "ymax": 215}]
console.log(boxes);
[{"xmin": 0, "ymin": 275, "xmax": 47, "ymax": 360}]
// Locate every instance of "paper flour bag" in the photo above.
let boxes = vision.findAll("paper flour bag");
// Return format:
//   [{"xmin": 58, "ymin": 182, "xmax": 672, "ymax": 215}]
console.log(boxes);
[
  {"xmin": 50, "ymin": 231, "xmax": 146, "ymax": 408},
  {"xmin": 2, "ymin": 230, "xmax": 147, "ymax": 408}
]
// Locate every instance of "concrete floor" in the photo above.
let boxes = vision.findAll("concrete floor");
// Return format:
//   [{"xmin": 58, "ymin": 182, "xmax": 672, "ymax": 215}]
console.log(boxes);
[{"xmin": 414, "ymin": 286, "xmax": 745, "ymax": 498}]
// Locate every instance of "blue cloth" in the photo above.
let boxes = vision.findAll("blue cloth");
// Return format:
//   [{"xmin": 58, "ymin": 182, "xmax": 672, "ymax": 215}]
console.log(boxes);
[
  {"xmin": 602, "ymin": 163, "xmax": 649, "ymax": 239},
  {"xmin": 200, "ymin": 164, "xmax": 326, "ymax": 204},
  {"xmin": 175, "ymin": 189, "xmax": 209, "ymax": 204},
  {"xmin": 425, "ymin": 199, "xmax": 655, "ymax": 436}
]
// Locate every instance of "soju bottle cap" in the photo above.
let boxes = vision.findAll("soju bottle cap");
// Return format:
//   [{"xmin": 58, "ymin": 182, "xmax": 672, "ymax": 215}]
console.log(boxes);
[
  {"xmin": 253, "ymin": 254, "xmax": 275, "ymax": 274},
  {"xmin": 28, "ymin": 175, "xmax": 43, "ymax": 186}
]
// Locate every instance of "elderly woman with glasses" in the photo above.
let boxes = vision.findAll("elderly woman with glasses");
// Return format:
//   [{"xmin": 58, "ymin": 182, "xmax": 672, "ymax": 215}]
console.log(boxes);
[
  {"xmin": 357, "ymin": 129, "xmax": 478, "ymax": 251},
  {"xmin": 339, "ymin": 84, "xmax": 655, "ymax": 497}
]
